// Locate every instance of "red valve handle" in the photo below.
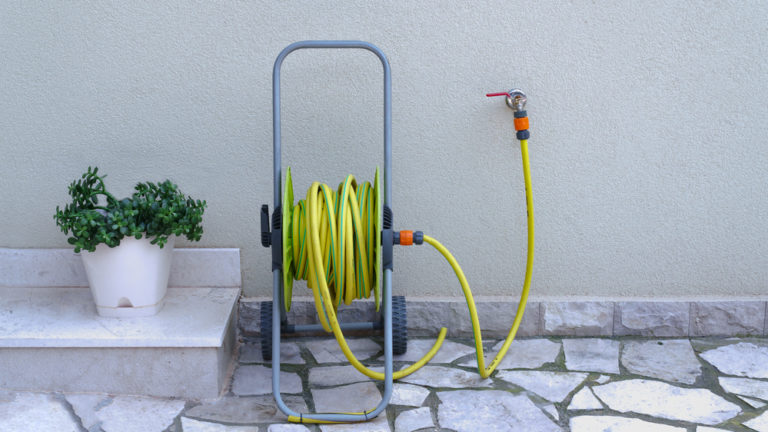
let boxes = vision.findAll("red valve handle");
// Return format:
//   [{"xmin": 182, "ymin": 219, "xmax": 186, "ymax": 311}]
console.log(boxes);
[{"xmin": 486, "ymin": 92, "xmax": 511, "ymax": 98}]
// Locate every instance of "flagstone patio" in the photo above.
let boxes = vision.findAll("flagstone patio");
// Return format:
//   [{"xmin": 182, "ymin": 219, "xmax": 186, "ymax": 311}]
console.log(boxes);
[{"xmin": 3, "ymin": 336, "xmax": 768, "ymax": 431}]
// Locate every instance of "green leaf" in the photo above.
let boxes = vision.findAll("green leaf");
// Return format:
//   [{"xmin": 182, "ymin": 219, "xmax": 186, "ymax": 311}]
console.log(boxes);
[{"xmin": 55, "ymin": 168, "xmax": 206, "ymax": 251}]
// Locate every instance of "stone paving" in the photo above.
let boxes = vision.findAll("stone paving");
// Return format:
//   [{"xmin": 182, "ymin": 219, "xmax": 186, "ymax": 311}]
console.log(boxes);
[{"xmin": 4, "ymin": 337, "xmax": 768, "ymax": 431}]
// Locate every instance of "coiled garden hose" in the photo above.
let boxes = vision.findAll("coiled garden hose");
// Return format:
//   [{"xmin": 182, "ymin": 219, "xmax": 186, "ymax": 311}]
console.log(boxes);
[{"xmin": 282, "ymin": 167, "xmax": 447, "ymax": 382}]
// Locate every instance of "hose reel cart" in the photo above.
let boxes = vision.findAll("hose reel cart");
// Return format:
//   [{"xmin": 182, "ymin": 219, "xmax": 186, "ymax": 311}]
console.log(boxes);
[
  {"xmin": 259, "ymin": 40, "xmax": 535, "ymax": 424},
  {"xmin": 260, "ymin": 40, "xmax": 406, "ymax": 424}
]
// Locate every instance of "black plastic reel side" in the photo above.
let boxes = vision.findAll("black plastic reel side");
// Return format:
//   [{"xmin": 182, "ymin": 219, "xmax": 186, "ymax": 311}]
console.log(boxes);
[
  {"xmin": 392, "ymin": 295, "xmax": 408, "ymax": 355},
  {"xmin": 260, "ymin": 300, "xmax": 273, "ymax": 361}
]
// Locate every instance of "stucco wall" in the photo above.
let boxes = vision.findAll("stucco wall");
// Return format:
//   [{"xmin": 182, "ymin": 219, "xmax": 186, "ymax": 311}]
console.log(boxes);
[{"xmin": 1, "ymin": 1, "xmax": 766, "ymax": 298}]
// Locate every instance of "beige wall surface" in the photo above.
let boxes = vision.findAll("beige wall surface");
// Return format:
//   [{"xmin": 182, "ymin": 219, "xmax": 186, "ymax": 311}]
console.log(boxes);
[{"xmin": 1, "ymin": 1, "xmax": 766, "ymax": 298}]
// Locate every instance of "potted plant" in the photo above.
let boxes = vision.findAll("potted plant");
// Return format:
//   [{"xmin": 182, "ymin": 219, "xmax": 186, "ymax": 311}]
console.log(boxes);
[{"xmin": 54, "ymin": 167, "xmax": 206, "ymax": 317}]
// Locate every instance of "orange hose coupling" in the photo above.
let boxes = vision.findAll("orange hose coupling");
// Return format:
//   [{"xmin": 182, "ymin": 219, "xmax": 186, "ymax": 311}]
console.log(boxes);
[
  {"xmin": 394, "ymin": 230, "xmax": 423, "ymax": 245},
  {"xmin": 399, "ymin": 230, "xmax": 413, "ymax": 246},
  {"xmin": 514, "ymin": 116, "xmax": 529, "ymax": 131}
]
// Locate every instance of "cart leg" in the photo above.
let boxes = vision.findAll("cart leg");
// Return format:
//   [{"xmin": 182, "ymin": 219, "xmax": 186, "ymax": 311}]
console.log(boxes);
[{"xmin": 271, "ymin": 269, "xmax": 395, "ymax": 423}]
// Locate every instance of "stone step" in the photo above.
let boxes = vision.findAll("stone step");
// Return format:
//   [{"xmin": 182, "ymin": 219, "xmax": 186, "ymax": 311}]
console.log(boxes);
[{"xmin": 0, "ymin": 248, "xmax": 241, "ymax": 399}]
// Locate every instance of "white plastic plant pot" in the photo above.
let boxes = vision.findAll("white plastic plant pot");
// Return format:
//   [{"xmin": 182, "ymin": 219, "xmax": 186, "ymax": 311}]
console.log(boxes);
[{"xmin": 81, "ymin": 236, "xmax": 175, "ymax": 317}]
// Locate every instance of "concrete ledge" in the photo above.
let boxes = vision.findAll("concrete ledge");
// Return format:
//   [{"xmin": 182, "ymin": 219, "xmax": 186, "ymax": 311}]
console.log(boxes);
[
  {"xmin": 0, "ymin": 247, "xmax": 242, "ymax": 399},
  {"xmin": 542, "ymin": 301, "xmax": 612, "ymax": 336},
  {"xmin": 0, "ymin": 247, "xmax": 241, "ymax": 288},
  {"xmin": 689, "ymin": 301, "xmax": 765, "ymax": 337},
  {"xmin": 239, "ymin": 297, "xmax": 768, "ymax": 338},
  {"xmin": 0, "ymin": 287, "xmax": 239, "ymax": 348},
  {"xmin": 0, "ymin": 287, "xmax": 239, "ymax": 398},
  {"xmin": 0, "ymin": 346, "xmax": 231, "ymax": 399},
  {"xmin": 614, "ymin": 302, "xmax": 689, "ymax": 337}
]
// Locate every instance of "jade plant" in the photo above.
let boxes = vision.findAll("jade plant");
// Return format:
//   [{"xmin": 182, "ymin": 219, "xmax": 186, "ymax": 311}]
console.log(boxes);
[{"xmin": 54, "ymin": 167, "xmax": 207, "ymax": 253}]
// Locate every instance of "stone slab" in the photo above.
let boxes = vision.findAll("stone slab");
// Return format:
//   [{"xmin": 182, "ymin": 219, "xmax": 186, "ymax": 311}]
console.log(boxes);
[
  {"xmin": 745, "ymin": 411, "xmax": 768, "ymax": 431},
  {"xmin": 0, "ymin": 392, "xmax": 81, "ymax": 432},
  {"xmin": 562, "ymin": 338, "xmax": 620, "ymax": 374},
  {"xmin": 592, "ymin": 379, "xmax": 741, "ymax": 425},
  {"xmin": 719, "ymin": 376, "xmax": 768, "ymax": 401},
  {"xmin": 240, "ymin": 342, "xmax": 304, "ymax": 364},
  {"xmin": 739, "ymin": 396, "xmax": 767, "ymax": 409},
  {"xmin": 496, "ymin": 371, "xmax": 587, "ymax": 402},
  {"xmin": 437, "ymin": 390, "xmax": 562, "ymax": 432},
  {"xmin": 238, "ymin": 301, "xmax": 261, "ymax": 336},
  {"xmin": 311, "ymin": 382, "xmax": 382, "ymax": 413},
  {"xmin": 0, "ymin": 247, "xmax": 241, "ymax": 288},
  {"xmin": 184, "ymin": 395, "xmax": 307, "ymax": 424},
  {"xmin": 700, "ymin": 342, "xmax": 768, "ymax": 378},
  {"xmin": 614, "ymin": 302, "xmax": 689, "ymax": 336},
  {"xmin": 542, "ymin": 404, "xmax": 559, "ymax": 421},
  {"xmin": 183, "ymin": 418, "xmax": 261, "ymax": 431},
  {"xmin": 407, "ymin": 300, "xmax": 541, "ymax": 338},
  {"xmin": 390, "ymin": 383, "xmax": 430, "ymax": 407},
  {"xmin": 541, "ymin": 302, "xmax": 613, "ymax": 336},
  {"xmin": 306, "ymin": 338, "xmax": 381, "ymax": 363},
  {"xmin": 689, "ymin": 338, "xmax": 745, "ymax": 352},
  {"xmin": 0, "ymin": 287, "xmax": 239, "ymax": 348},
  {"xmin": 66, "ymin": 393, "xmax": 186, "ymax": 432},
  {"xmin": 494, "ymin": 338, "xmax": 562, "ymax": 368},
  {"xmin": 318, "ymin": 413, "xmax": 390, "ymax": 432},
  {"xmin": 92, "ymin": 395, "xmax": 186, "ymax": 432},
  {"xmin": 691, "ymin": 302, "xmax": 765, "ymax": 336},
  {"xmin": 268, "ymin": 425, "xmax": 312, "ymax": 432},
  {"xmin": 567, "ymin": 387, "xmax": 603, "ymax": 410},
  {"xmin": 621, "ymin": 339, "xmax": 702, "ymax": 384},
  {"xmin": 459, "ymin": 338, "xmax": 561, "ymax": 370},
  {"xmin": 308, "ymin": 365, "xmax": 379, "ymax": 387},
  {"xmin": 232, "ymin": 365, "xmax": 302, "ymax": 396},
  {"xmin": 398, "ymin": 365, "xmax": 493, "ymax": 389},
  {"xmin": 383, "ymin": 338, "xmax": 475, "ymax": 364},
  {"xmin": 66, "ymin": 393, "xmax": 111, "ymax": 431},
  {"xmin": 395, "ymin": 407, "xmax": 433, "ymax": 432},
  {"xmin": 570, "ymin": 416, "xmax": 685, "ymax": 432}
]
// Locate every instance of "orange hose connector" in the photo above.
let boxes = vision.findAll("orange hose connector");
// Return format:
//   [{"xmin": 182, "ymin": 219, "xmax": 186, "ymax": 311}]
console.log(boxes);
[
  {"xmin": 399, "ymin": 230, "xmax": 413, "ymax": 245},
  {"xmin": 514, "ymin": 116, "xmax": 529, "ymax": 131}
]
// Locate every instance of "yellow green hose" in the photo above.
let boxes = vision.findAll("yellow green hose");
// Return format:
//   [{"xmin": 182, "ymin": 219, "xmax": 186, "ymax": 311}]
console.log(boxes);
[
  {"xmin": 282, "ymin": 138, "xmax": 533, "ymax": 381},
  {"xmin": 423, "ymin": 139, "xmax": 533, "ymax": 378}
]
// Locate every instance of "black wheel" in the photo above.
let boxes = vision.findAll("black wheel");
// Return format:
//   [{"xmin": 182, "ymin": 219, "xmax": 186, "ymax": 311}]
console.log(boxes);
[
  {"xmin": 260, "ymin": 301, "xmax": 273, "ymax": 361},
  {"xmin": 392, "ymin": 295, "xmax": 408, "ymax": 355}
]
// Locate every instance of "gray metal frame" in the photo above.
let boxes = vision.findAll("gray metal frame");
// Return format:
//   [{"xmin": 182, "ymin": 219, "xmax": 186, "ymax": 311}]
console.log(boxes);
[{"xmin": 271, "ymin": 40, "xmax": 394, "ymax": 423}]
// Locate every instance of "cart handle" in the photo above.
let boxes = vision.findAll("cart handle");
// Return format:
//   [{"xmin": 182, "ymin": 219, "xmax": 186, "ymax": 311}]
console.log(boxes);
[{"xmin": 272, "ymin": 40, "xmax": 392, "ymax": 209}]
